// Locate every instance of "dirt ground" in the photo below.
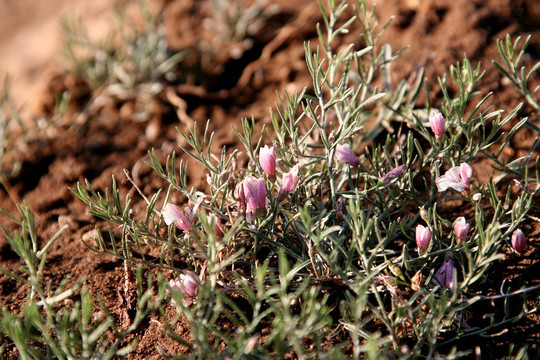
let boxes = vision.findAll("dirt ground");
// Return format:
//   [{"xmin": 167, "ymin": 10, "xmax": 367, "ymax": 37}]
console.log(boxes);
[{"xmin": 0, "ymin": 0, "xmax": 539, "ymax": 358}]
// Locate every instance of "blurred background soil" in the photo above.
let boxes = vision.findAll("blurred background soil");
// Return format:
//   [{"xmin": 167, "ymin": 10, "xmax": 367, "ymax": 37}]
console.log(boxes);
[
  {"xmin": 0, "ymin": 0, "xmax": 126, "ymax": 116},
  {"xmin": 0, "ymin": 0, "xmax": 539, "ymax": 358}
]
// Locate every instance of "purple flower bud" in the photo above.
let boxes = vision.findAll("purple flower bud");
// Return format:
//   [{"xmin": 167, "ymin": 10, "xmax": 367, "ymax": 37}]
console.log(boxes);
[
  {"xmin": 454, "ymin": 217, "xmax": 470, "ymax": 243},
  {"xmin": 415, "ymin": 224, "xmax": 431, "ymax": 252},
  {"xmin": 335, "ymin": 143, "xmax": 360, "ymax": 167},
  {"xmin": 380, "ymin": 165, "xmax": 407, "ymax": 183},
  {"xmin": 511, "ymin": 228, "xmax": 527, "ymax": 253},
  {"xmin": 455, "ymin": 314, "xmax": 472, "ymax": 330},
  {"xmin": 281, "ymin": 165, "xmax": 300, "ymax": 193},
  {"xmin": 259, "ymin": 145, "xmax": 276, "ymax": 176},
  {"xmin": 434, "ymin": 259, "xmax": 456, "ymax": 290},
  {"xmin": 429, "ymin": 111, "xmax": 445, "ymax": 137}
]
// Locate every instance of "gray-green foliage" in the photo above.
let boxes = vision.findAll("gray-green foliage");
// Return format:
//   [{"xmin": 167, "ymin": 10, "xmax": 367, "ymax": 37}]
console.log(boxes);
[
  {"xmin": 0, "ymin": 78, "xmax": 33, "ymax": 179},
  {"xmin": 201, "ymin": 0, "xmax": 275, "ymax": 65},
  {"xmin": 0, "ymin": 204, "xmax": 164, "ymax": 359},
  {"xmin": 3, "ymin": 0, "xmax": 538, "ymax": 358},
  {"xmin": 0, "ymin": 78, "xmax": 24, "ymax": 175},
  {"xmin": 60, "ymin": 0, "xmax": 188, "ymax": 97}
]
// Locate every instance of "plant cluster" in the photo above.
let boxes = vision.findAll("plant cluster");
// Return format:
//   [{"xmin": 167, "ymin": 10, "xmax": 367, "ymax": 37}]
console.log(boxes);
[
  {"xmin": 0, "ymin": 77, "xmax": 25, "ymax": 178},
  {"xmin": 1, "ymin": 0, "xmax": 539, "ymax": 358},
  {"xmin": 60, "ymin": 0, "xmax": 188, "ymax": 103},
  {"xmin": 199, "ymin": 0, "xmax": 278, "ymax": 73},
  {"xmin": 0, "ymin": 204, "xmax": 163, "ymax": 359}
]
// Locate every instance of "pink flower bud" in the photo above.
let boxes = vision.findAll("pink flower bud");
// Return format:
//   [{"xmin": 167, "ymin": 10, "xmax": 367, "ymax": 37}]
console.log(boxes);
[
  {"xmin": 429, "ymin": 111, "xmax": 445, "ymax": 137},
  {"xmin": 245, "ymin": 208, "xmax": 256, "ymax": 223},
  {"xmin": 335, "ymin": 143, "xmax": 360, "ymax": 167},
  {"xmin": 207, "ymin": 214, "xmax": 224, "ymax": 236},
  {"xmin": 238, "ymin": 176, "xmax": 266, "ymax": 222},
  {"xmin": 453, "ymin": 217, "xmax": 470, "ymax": 243},
  {"xmin": 162, "ymin": 203, "xmax": 186, "ymax": 227},
  {"xmin": 168, "ymin": 279, "xmax": 182, "ymax": 291},
  {"xmin": 511, "ymin": 228, "xmax": 527, "ymax": 253},
  {"xmin": 415, "ymin": 224, "xmax": 431, "ymax": 252},
  {"xmin": 235, "ymin": 181, "xmax": 247, "ymax": 212},
  {"xmin": 434, "ymin": 260, "xmax": 456, "ymax": 290},
  {"xmin": 243, "ymin": 175, "xmax": 266, "ymax": 210},
  {"xmin": 180, "ymin": 273, "xmax": 198, "ymax": 298},
  {"xmin": 162, "ymin": 200, "xmax": 202, "ymax": 232},
  {"xmin": 246, "ymin": 336, "xmax": 259, "ymax": 351},
  {"xmin": 259, "ymin": 145, "xmax": 276, "ymax": 176},
  {"xmin": 281, "ymin": 165, "xmax": 300, "ymax": 193}
]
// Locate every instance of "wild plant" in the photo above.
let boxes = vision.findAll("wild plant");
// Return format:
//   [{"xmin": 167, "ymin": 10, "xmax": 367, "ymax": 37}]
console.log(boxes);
[
  {"xmin": 0, "ymin": 78, "xmax": 26, "ymax": 179},
  {"xmin": 14, "ymin": 0, "xmax": 540, "ymax": 358},
  {"xmin": 60, "ymin": 0, "xmax": 188, "ymax": 100},
  {"xmin": 200, "ymin": 0, "xmax": 277, "ymax": 70},
  {"xmin": 0, "ymin": 204, "xmax": 164, "ymax": 359}
]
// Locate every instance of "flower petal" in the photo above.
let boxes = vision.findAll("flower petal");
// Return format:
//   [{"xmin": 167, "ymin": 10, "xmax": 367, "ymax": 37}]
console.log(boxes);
[{"xmin": 436, "ymin": 167, "xmax": 465, "ymax": 192}]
